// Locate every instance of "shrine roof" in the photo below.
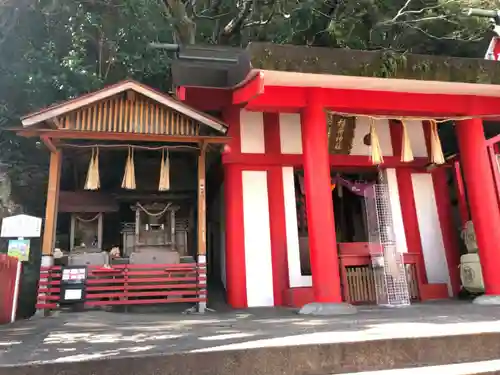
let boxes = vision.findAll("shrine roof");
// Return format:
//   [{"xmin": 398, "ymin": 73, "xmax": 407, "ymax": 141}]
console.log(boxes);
[
  {"xmin": 21, "ymin": 79, "xmax": 227, "ymax": 134},
  {"xmin": 174, "ymin": 43, "xmax": 500, "ymax": 116},
  {"xmin": 247, "ymin": 43, "xmax": 500, "ymax": 86},
  {"xmin": 243, "ymin": 43, "xmax": 500, "ymax": 100},
  {"xmin": 255, "ymin": 68, "xmax": 500, "ymax": 98}
]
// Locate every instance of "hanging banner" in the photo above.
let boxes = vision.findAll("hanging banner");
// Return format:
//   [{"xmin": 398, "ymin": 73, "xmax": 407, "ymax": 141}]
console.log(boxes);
[
  {"xmin": 297, "ymin": 173, "xmax": 374, "ymax": 197},
  {"xmin": 333, "ymin": 176, "xmax": 374, "ymax": 197}
]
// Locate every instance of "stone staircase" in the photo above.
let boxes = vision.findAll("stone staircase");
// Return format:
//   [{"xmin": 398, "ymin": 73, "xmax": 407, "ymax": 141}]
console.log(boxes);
[{"xmin": 2, "ymin": 331, "xmax": 500, "ymax": 375}]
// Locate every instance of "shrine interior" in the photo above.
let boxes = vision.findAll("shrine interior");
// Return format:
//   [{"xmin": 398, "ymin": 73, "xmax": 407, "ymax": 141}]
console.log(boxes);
[{"xmin": 54, "ymin": 142, "xmax": 209, "ymax": 269}]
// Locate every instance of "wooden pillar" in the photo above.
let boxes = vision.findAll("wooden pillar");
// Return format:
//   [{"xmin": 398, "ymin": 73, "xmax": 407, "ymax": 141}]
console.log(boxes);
[
  {"xmin": 97, "ymin": 213, "xmax": 103, "ymax": 250},
  {"xmin": 42, "ymin": 150, "xmax": 62, "ymax": 256},
  {"xmin": 197, "ymin": 143, "xmax": 207, "ymax": 312},
  {"xmin": 70, "ymin": 214, "xmax": 76, "ymax": 250},
  {"xmin": 38, "ymin": 149, "xmax": 61, "ymax": 317},
  {"xmin": 198, "ymin": 145, "xmax": 207, "ymax": 256}
]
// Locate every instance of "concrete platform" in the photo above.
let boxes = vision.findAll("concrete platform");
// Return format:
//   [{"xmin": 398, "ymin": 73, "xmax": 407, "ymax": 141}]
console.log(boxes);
[{"xmin": 2, "ymin": 301, "xmax": 500, "ymax": 374}]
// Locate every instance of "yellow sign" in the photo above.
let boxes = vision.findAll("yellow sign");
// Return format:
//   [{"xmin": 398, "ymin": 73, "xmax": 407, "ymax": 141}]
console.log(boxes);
[{"xmin": 7, "ymin": 239, "xmax": 30, "ymax": 262}]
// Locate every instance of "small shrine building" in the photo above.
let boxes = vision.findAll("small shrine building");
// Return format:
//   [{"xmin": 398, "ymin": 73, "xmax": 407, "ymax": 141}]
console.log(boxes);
[{"xmin": 173, "ymin": 43, "xmax": 500, "ymax": 308}]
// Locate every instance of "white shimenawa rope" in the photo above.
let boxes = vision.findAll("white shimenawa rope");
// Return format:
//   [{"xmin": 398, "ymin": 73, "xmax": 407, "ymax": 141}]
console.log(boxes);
[
  {"xmin": 136, "ymin": 202, "xmax": 172, "ymax": 217},
  {"xmin": 75, "ymin": 213, "xmax": 101, "ymax": 223},
  {"xmin": 62, "ymin": 144, "xmax": 199, "ymax": 151},
  {"xmin": 327, "ymin": 111, "xmax": 500, "ymax": 123}
]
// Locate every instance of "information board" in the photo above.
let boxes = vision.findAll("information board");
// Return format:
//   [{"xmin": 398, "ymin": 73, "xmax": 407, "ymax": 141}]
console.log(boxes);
[{"xmin": 1, "ymin": 214, "xmax": 42, "ymax": 238}]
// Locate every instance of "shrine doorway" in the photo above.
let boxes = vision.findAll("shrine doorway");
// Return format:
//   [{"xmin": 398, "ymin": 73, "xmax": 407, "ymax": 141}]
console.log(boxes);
[{"xmin": 294, "ymin": 168, "xmax": 379, "ymax": 276}]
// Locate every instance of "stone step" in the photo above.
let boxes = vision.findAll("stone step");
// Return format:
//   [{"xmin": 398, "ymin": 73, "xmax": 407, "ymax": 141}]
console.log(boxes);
[
  {"xmin": 2, "ymin": 332, "xmax": 500, "ymax": 375},
  {"xmin": 341, "ymin": 359, "xmax": 500, "ymax": 375}
]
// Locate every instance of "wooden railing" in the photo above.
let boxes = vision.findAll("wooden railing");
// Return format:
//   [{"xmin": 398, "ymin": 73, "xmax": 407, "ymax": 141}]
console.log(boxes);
[
  {"xmin": 36, "ymin": 263, "xmax": 206, "ymax": 310},
  {"xmin": 344, "ymin": 264, "xmax": 419, "ymax": 304},
  {"xmin": 338, "ymin": 242, "xmax": 422, "ymax": 304},
  {"xmin": 0, "ymin": 254, "xmax": 21, "ymax": 324}
]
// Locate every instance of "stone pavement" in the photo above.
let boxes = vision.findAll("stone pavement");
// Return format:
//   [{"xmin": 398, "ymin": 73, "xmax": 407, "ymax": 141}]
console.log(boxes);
[{"xmin": 2, "ymin": 301, "xmax": 500, "ymax": 366}]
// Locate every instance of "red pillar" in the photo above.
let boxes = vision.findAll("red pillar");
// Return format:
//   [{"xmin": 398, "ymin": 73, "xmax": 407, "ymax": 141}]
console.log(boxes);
[
  {"xmin": 396, "ymin": 168, "xmax": 428, "ymax": 284},
  {"xmin": 224, "ymin": 164, "xmax": 247, "ymax": 307},
  {"xmin": 456, "ymin": 118, "xmax": 500, "ymax": 296},
  {"xmin": 452, "ymin": 161, "xmax": 469, "ymax": 226},
  {"xmin": 389, "ymin": 120, "xmax": 428, "ymax": 284},
  {"xmin": 300, "ymin": 91, "xmax": 343, "ymax": 303},
  {"xmin": 432, "ymin": 167, "xmax": 461, "ymax": 296},
  {"xmin": 264, "ymin": 113, "xmax": 289, "ymax": 305},
  {"xmin": 223, "ymin": 107, "xmax": 247, "ymax": 308}
]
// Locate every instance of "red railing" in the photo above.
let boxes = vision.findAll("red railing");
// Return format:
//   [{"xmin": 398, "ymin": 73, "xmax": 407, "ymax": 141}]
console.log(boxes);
[
  {"xmin": 36, "ymin": 263, "xmax": 206, "ymax": 310},
  {"xmin": 0, "ymin": 254, "xmax": 21, "ymax": 324}
]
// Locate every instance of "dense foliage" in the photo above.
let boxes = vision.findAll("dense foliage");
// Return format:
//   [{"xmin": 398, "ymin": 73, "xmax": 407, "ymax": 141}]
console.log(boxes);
[{"xmin": 0, "ymin": 0, "xmax": 498, "ymax": 215}]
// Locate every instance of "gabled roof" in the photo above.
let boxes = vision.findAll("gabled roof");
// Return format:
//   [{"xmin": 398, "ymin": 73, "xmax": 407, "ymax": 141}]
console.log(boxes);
[{"xmin": 21, "ymin": 79, "xmax": 227, "ymax": 134}]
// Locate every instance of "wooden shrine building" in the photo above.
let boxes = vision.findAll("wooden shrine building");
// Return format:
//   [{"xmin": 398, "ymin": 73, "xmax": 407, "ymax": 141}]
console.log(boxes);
[{"xmin": 18, "ymin": 80, "xmax": 229, "ymax": 312}]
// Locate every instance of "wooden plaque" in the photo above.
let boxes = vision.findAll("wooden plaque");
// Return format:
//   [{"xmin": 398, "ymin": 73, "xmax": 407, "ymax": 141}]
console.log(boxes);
[{"xmin": 327, "ymin": 113, "xmax": 356, "ymax": 155}]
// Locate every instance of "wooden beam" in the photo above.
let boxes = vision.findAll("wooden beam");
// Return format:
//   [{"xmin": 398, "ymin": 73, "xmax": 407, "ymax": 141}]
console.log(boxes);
[
  {"xmin": 15, "ymin": 130, "xmax": 38, "ymax": 137},
  {"xmin": 126, "ymin": 90, "xmax": 136, "ymax": 102},
  {"xmin": 40, "ymin": 135, "xmax": 57, "ymax": 153},
  {"xmin": 42, "ymin": 150, "xmax": 62, "ymax": 256},
  {"xmin": 176, "ymin": 86, "xmax": 232, "ymax": 111},
  {"xmin": 46, "ymin": 118, "xmax": 61, "ymax": 129},
  {"xmin": 197, "ymin": 143, "xmax": 207, "ymax": 256},
  {"xmin": 17, "ymin": 129, "xmax": 230, "ymax": 144}
]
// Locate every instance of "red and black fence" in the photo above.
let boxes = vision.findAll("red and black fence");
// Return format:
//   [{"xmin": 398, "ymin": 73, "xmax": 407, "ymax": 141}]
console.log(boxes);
[{"xmin": 36, "ymin": 262, "xmax": 207, "ymax": 310}]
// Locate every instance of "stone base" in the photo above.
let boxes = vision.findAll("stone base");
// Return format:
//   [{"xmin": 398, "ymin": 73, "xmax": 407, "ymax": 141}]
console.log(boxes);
[
  {"xmin": 298, "ymin": 302, "xmax": 357, "ymax": 316},
  {"xmin": 33, "ymin": 308, "xmax": 55, "ymax": 318},
  {"xmin": 472, "ymin": 294, "xmax": 500, "ymax": 306},
  {"xmin": 40, "ymin": 255, "xmax": 54, "ymax": 267},
  {"xmin": 35, "ymin": 255, "xmax": 54, "ymax": 318}
]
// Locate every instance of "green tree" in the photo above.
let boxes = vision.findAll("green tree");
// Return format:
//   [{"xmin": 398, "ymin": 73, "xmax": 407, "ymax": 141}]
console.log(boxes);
[
  {"xmin": 160, "ymin": 0, "xmax": 493, "ymax": 55},
  {"xmin": 0, "ymin": 0, "xmax": 497, "ymax": 217}
]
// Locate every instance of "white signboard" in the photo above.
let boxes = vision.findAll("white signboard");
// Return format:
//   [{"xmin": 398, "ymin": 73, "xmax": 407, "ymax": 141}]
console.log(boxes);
[{"xmin": 1, "ymin": 214, "xmax": 42, "ymax": 238}]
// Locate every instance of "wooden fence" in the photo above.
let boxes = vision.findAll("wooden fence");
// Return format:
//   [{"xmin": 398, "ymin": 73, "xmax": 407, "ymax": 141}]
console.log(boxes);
[
  {"xmin": 36, "ymin": 263, "xmax": 206, "ymax": 310},
  {"xmin": 338, "ymin": 242, "xmax": 422, "ymax": 304},
  {"xmin": 343, "ymin": 264, "xmax": 420, "ymax": 304}
]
